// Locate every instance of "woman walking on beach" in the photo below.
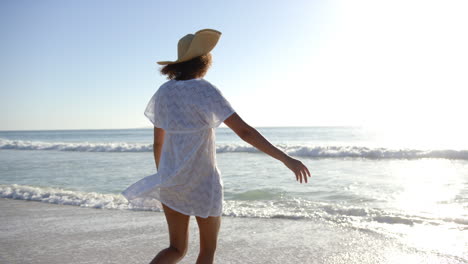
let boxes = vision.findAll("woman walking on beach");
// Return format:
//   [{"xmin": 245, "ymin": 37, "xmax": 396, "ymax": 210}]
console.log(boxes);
[{"xmin": 122, "ymin": 29, "xmax": 311, "ymax": 264}]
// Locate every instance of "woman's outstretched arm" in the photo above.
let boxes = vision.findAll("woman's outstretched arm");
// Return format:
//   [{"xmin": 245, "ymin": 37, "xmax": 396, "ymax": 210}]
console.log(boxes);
[
  {"xmin": 224, "ymin": 113, "xmax": 311, "ymax": 183},
  {"xmin": 153, "ymin": 127, "xmax": 165, "ymax": 170}
]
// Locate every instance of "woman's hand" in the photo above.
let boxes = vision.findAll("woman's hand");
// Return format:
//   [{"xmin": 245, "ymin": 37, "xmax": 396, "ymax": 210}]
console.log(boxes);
[{"xmin": 283, "ymin": 156, "xmax": 311, "ymax": 184}]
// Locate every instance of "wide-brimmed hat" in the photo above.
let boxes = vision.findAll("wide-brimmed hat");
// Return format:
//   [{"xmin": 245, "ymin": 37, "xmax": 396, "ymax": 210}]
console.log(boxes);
[{"xmin": 157, "ymin": 29, "xmax": 222, "ymax": 65}]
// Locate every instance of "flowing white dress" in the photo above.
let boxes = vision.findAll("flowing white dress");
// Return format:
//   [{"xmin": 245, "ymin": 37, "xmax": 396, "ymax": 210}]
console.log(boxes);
[{"xmin": 121, "ymin": 78, "xmax": 235, "ymax": 218}]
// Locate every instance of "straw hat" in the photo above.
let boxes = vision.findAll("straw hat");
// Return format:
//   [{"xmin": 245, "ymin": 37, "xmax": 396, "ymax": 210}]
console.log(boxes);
[{"xmin": 157, "ymin": 29, "xmax": 222, "ymax": 65}]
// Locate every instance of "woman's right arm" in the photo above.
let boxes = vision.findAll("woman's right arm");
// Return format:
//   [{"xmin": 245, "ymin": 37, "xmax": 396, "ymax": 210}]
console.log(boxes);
[{"xmin": 223, "ymin": 113, "xmax": 311, "ymax": 183}]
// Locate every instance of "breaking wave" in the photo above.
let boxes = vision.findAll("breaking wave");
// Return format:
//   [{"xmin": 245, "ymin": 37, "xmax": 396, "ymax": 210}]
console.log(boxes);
[
  {"xmin": 1, "ymin": 138, "xmax": 468, "ymax": 160},
  {"xmin": 1, "ymin": 184, "xmax": 466, "ymax": 229}
]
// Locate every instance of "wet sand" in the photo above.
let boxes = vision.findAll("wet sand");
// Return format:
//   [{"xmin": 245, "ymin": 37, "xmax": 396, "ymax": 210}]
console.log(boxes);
[{"xmin": 0, "ymin": 198, "xmax": 459, "ymax": 264}]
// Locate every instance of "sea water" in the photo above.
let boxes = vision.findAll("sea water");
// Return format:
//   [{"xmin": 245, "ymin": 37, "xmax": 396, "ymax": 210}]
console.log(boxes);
[{"xmin": 0, "ymin": 127, "xmax": 467, "ymax": 261}]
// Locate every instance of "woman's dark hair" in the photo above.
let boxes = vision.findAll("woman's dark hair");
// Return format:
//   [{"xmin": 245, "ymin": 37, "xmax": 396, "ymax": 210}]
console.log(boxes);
[{"xmin": 160, "ymin": 53, "xmax": 212, "ymax": 80}]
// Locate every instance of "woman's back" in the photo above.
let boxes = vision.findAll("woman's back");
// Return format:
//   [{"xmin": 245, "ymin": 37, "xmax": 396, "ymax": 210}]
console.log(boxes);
[
  {"xmin": 123, "ymin": 77, "xmax": 236, "ymax": 218},
  {"xmin": 145, "ymin": 78, "xmax": 235, "ymax": 132}
]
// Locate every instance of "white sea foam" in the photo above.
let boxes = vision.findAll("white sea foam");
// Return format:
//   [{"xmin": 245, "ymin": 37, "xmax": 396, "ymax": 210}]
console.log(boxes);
[
  {"xmin": 0, "ymin": 138, "xmax": 151, "ymax": 152},
  {"xmin": 1, "ymin": 184, "xmax": 465, "ymax": 229},
  {"xmin": 0, "ymin": 184, "xmax": 137, "ymax": 210},
  {"xmin": 221, "ymin": 199, "xmax": 436, "ymax": 227},
  {"xmin": 2, "ymin": 137, "xmax": 468, "ymax": 160}
]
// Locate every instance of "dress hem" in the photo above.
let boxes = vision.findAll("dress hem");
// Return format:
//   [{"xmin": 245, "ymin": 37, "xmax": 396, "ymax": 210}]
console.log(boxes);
[
  {"xmin": 158, "ymin": 199, "xmax": 222, "ymax": 219},
  {"xmin": 123, "ymin": 193, "xmax": 222, "ymax": 219}
]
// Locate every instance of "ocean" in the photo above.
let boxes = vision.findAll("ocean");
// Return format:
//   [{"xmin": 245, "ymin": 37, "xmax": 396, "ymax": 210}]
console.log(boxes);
[{"xmin": 0, "ymin": 127, "xmax": 467, "ymax": 262}]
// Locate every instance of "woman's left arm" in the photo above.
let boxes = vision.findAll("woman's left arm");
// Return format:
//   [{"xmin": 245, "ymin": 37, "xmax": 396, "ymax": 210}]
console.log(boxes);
[{"xmin": 153, "ymin": 127, "xmax": 165, "ymax": 170}]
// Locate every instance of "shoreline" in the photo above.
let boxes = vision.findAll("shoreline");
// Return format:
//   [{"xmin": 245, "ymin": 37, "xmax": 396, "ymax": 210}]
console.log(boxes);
[{"xmin": 1, "ymin": 198, "xmax": 464, "ymax": 264}]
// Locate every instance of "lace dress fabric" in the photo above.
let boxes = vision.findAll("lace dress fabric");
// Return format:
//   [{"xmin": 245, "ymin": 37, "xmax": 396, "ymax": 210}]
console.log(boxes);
[{"xmin": 121, "ymin": 78, "xmax": 235, "ymax": 218}]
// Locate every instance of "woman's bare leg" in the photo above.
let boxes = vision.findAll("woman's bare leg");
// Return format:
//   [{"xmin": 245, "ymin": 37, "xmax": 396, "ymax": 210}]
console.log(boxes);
[
  {"xmin": 195, "ymin": 215, "xmax": 221, "ymax": 264},
  {"xmin": 150, "ymin": 203, "xmax": 190, "ymax": 264}
]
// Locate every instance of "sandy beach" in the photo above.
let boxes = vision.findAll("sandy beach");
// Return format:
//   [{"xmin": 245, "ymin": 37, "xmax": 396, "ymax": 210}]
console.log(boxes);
[{"xmin": 1, "ymin": 198, "xmax": 462, "ymax": 264}]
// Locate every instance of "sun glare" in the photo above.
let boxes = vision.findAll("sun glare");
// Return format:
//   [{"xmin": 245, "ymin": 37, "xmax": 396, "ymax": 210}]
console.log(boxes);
[{"xmin": 390, "ymin": 159, "xmax": 464, "ymax": 219}]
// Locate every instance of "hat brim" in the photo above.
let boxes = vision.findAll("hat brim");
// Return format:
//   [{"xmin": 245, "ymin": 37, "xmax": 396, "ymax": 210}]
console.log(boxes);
[{"xmin": 157, "ymin": 29, "xmax": 221, "ymax": 65}]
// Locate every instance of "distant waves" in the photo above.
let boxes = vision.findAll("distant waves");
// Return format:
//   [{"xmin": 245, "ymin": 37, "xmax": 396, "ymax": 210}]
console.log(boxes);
[
  {"xmin": 0, "ymin": 138, "xmax": 151, "ymax": 152},
  {"xmin": 1, "ymin": 137, "xmax": 468, "ymax": 160},
  {"xmin": 218, "ymin": 144, "xmax": 468, "ymax": 160}
]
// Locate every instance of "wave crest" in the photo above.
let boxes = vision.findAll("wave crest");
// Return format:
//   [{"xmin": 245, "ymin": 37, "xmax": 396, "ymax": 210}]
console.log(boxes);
[
  {"xmin": 1, "ymin": 138, "xmax": 468, "ymax": 160},
  {"xmin": 0, "ymin": 138, "xmax": 151, "ymax": 152}
]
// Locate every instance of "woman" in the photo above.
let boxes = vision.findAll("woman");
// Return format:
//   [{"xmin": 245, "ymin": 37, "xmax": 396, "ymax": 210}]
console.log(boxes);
[{"xmin": 122, "ymin": 29, "xmax": 310, "ymax": 264}]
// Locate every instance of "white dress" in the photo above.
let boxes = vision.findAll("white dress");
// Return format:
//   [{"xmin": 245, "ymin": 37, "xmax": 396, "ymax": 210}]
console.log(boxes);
[{"xmin": 121, "ymin": 78, "xmax": 235, "ymax": 218}]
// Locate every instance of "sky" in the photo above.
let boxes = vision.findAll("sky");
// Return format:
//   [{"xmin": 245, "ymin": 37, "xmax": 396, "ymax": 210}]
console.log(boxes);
[{"xmin": 1, "ymin": 0, "xmax": 467, "ymax": 131}]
